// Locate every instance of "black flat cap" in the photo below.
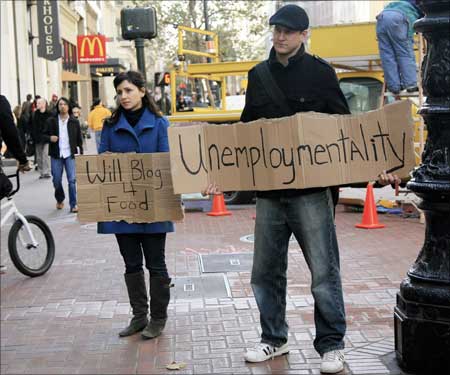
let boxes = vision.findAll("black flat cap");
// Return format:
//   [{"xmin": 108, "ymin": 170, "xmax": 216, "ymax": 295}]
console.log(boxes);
[{"xmin": 269, "ymin": 4, "xmax": 309, "ymax": 31}]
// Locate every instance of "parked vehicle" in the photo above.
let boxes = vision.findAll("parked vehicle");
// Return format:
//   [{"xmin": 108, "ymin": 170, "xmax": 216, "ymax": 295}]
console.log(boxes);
[{"xmin": 167, "ymin": 23, "xmax": 425, "ymax": 204}]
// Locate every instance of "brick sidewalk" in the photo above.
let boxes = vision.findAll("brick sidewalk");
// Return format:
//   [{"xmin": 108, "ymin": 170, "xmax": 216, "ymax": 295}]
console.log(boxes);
[{"xmin": 0, "ymin": 203, "xmax": 422, "ymax": 374}]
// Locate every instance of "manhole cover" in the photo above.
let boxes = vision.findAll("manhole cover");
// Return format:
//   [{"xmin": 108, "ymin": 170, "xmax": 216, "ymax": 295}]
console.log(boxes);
[
  {"xmin": 173, "ymin": 275, "xmax": 231, "ymax": 299},
  {"xmin": 199, "ymin": 253, "xmax": 253, "ymax": 273},
  {"xmin": 240, "ymin": 234, "xmax": 297, "ymax": 243}
]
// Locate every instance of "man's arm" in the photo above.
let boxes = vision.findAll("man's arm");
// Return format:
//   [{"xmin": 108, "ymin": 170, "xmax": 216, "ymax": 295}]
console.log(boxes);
[
  {"xmin": 75, "ymin": 119, "xmax": 83, "ymax": 155},
  {"xmin": 40, "ymin": 115, "xmax": 52, "ymax": 144},
  {"xmin": 240, "ymin": 69, "xmax": 258, "ymax": 123},
  {"xmin": 0, "ymin": 95, "xmax": 28, "ymax": 165}
]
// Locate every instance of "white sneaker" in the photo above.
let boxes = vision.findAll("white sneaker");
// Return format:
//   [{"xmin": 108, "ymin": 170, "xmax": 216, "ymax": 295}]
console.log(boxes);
[
  {"xmin": 320, "ymin": 349, "xmax": 345, "ymax": 373},
  {"xmin": 244, "ymin": 342, "xmax": 289, "ymax": 363}
]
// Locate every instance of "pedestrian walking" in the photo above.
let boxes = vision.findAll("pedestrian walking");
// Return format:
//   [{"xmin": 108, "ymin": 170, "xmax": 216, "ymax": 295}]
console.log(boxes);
[
  {"xmin": 48, "ymin": 94, "xmax": 58, "ymax": 116},
  {"xmin": 376, "ymin": 0, "xmax": 423, "ymax": 95},
  {"xmin": 21, "ymin": 94, "xmax": 33, "ymax": 125},
  {"xmin": 32, "ymin": 98, "xmax": 52, "ymax": 179},
  {"xmin": 31, "ymin": 95, "xmax": 41, "ymax": 113},
  {"xmin": 87, "ymin": 98, "xmax": 111, "ymax": 152},
  {"xmin": 204, "ymin": 4, "xmax": 350, "ymax": 373},
  {"xmin": 12, "ymin": 105, "xmax": 26, "ymax": 149},
  {"xmin": 156, "ymin": 92, "xmax": 172, "ymax": 115},
  {"xmin": 97, "ymin": 70, "xmax": 173, "ymax": 340},
  {"xmin": 72, "ymin": 104, "xmax": 89, "ymax": 149},
  {"xmin": 45, "ymin": 97, "xmax": 83, "ymax": 212}
]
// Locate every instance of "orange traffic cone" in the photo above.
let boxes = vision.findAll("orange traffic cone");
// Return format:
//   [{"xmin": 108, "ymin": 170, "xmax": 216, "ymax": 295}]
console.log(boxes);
[
  {"xmin": 355, "ymin": 183, "xmax": 385, "ymax": 229},
  {"xmin": 207, "ymin": 194, "xmax": 231, "ymax": 216}
]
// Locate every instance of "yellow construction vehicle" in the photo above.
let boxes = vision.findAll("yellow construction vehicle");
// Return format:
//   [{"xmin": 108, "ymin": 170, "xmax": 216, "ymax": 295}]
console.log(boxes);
[
  {"xmin": 308, "ymin": 22, "xmax": 425, "ymax": 165},
  {"xmin": 167, "ymin": 25, "xmax": 258, "ymax": 124},
  {"xmin": 167, "ymin": 23, "xmax": 425, "ymax": 204}
]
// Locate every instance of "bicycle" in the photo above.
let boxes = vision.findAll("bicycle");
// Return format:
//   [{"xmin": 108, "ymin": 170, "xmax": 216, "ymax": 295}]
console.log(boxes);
[{"xmin": 1, "ymin": 170, "xmax": 55, "ymax": 277}]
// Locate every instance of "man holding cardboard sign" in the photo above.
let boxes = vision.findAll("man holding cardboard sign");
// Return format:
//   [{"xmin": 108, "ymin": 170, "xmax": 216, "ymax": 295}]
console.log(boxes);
[
  {"xmin": 210, "ymin": 4, "xmax": 351, "ymax": 373},
  {"xmin": 168, "ymin": 5, "xmax": 412, "ymax": 372}
]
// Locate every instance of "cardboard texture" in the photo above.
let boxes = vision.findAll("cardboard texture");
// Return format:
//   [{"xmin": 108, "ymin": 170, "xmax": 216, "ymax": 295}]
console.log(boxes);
[
  {"xmin": 76, "ymin": 152, "xmax": 184, "ymax": 223},
  {"xmin": 168, "ymin": 100, "xmax": 415, "ymax": 194}
]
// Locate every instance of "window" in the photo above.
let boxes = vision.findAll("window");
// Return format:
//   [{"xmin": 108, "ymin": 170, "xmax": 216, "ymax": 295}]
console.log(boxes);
[
  {"xmin": 62, "ymin": 39, "xmax": 77, "ymax": 73},
  {"xmin": 339, "ymin": 77, "xmax": 383, "ymax": 114}
]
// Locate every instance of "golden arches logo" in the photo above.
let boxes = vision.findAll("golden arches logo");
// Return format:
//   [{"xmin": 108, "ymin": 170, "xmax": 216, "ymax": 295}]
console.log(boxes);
[{"xmin": 79, "ymin": 36, "xmax": 104, "ymax": 58}]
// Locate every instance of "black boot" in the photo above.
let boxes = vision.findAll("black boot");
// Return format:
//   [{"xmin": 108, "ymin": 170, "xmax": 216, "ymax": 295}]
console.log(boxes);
[
  {"xmin": 119, "ymin": 271, "xmax": 149, "ymax": 337},
  {"xmin": 141, "ymin": 276, "xmax": 172, "ymax": 339}
]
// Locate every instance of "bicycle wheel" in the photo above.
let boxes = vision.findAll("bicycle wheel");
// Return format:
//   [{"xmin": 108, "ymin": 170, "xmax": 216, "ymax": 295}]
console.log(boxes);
[{"xmin": 8, "ymin": 215, "xmax": 55, "ymax": 277}]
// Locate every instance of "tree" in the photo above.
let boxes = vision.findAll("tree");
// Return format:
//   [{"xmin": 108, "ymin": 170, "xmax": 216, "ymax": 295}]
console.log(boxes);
[{"xmin": 127, "ymin": 0, "xmax": 268, "ymax": 70}]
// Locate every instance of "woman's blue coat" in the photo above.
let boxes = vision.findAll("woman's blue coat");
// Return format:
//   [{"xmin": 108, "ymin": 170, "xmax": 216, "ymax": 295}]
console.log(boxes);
[{"xmin": 97, "ymin": 109, "xmax": 174, "ymax": 234}]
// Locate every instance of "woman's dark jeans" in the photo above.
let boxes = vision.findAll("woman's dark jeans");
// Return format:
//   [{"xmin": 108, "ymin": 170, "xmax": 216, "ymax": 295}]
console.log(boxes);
[{"xmin": 115, "ymin": 233, "xmax": 168, "ymax": 277}]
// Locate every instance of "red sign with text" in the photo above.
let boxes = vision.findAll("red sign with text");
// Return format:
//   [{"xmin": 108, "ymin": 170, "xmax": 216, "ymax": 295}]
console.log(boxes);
[{"xmin": 77, "ymin": 35, "xmax": 106, "ymax": 64}]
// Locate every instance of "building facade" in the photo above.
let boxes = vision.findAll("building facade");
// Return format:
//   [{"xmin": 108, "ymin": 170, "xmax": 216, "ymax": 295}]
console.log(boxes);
[{"xmin": 1, "ymin": 0, "xmax": 135, "ymax": 111}]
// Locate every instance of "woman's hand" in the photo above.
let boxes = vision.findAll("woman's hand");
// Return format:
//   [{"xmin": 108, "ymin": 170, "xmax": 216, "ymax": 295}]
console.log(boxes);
[
  {"xmin": 201, "ymin": 182, "xmax": 222, "ymax": 196},
  {"xmin": 50, "ymin": 135, "xmax": 58, "ymax": 143}
]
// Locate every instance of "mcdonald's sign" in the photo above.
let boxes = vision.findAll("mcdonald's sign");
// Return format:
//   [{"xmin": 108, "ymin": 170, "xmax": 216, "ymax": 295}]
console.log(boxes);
[{"xmin": 77, "ymin": 35, "xmax": 106, "ymax": 64}]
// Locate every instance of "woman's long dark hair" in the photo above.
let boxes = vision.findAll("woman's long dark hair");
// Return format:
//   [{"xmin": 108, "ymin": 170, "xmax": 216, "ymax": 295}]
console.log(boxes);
[{"xmin": 110, "ymin": 71, "xmax": 161, "ymax": 124}]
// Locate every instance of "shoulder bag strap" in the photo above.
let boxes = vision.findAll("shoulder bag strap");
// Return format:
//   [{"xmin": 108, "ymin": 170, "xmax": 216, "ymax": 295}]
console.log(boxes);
[{"xmin": 254, "ymin": 61, "xmax": 293, "ymax": 116}]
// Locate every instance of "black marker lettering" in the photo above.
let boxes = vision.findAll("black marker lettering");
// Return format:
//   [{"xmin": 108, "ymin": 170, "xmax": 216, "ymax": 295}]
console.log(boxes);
[
  {"xmin": 314, "ymin": 144, "xmax": 327, "ymax": 165},
  {"xmin": 179, "ymin": 134, "xmax": 207, "ymax": 175}
]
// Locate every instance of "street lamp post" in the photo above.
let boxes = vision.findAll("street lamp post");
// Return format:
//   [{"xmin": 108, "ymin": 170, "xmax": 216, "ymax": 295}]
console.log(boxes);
[
  {"xmin": 134, "ymin": 38, "xmax": 146, "ymax": 81},
  {"xmin": 394, "ymin": 0, "xmax": 450, "ymax": 373},
  {"xmin": 120, "ymin": 7, "xmax": 157, "ymax": 82}
]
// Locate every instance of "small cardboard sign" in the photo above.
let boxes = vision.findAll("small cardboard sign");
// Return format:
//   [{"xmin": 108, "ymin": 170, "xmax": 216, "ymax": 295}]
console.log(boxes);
[
  {"xmin": 75, "ymin": 152, "xmax": 184, "ymax": 223},
  {"xmin": 168, "ymin": 100, "xmax": 415, "ymax": 193}
]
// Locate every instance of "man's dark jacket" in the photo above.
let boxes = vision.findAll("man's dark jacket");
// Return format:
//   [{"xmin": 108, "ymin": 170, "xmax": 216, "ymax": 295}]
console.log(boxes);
[
  {"xmin": 32, "ymin": 110, "xmax": 52, "ymax": 144},
  {"xmin": 240, "ymin": 44, "xmax": 350, "ymax": 200},
  {"xmin": 44, "ymin": 116, "xmax": 83, "ymax": 158}
]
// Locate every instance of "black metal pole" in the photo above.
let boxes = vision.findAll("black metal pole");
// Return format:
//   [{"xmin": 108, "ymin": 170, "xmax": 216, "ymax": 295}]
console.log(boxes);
[
  {"xmin": 394, "ymin": 0, "xmax": 450, "ymax": 373},
  {"xmin": 134, "ymin": 38, "xmax": 146, "ymax": 81},
  {"xmin": 27, "ymin": 2, "xmax": 37, "ymax": 98}
]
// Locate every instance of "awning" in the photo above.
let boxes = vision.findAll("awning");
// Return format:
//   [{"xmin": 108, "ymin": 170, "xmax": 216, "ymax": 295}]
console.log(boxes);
[
  {"xmin": 90, "ymin": 58, "xmax": 127, "ymax": 77},
  {"xmin": 61, "ymin": 70, "xmax": 90, "ymax": 82}
]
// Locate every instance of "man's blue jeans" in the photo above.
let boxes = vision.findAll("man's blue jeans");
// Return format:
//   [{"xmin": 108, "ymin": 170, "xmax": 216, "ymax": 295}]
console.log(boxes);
[
  {"xmin": 251, "ymin": 189, "xmax": 346, "ymax": 355},
  {"xmin": 51, "ymin": 156, "xmax": 77, "ymax": 209},
  {"xmin": 376, "ymin": 9, "xmax": 417, "ymax": 93}
]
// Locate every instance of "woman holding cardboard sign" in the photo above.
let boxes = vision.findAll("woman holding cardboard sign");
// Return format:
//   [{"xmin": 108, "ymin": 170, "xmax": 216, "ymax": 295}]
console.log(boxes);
[{"xmin": 97, "ymin": 71, "xmax": 173, "ymax": 340}]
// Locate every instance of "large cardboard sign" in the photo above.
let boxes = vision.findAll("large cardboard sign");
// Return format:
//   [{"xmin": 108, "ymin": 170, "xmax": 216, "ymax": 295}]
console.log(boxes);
[
  {"xmin": 76, "ymin": 153, "xmax": 183, "ymax": 223},
  {"xmin": 168, "ymin": 100, "xmax": 415, "ymax": 194}
]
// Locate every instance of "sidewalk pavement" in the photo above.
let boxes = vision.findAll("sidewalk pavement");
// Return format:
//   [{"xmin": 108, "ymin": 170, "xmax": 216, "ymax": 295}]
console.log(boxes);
[
  {"xmin": 1, "ymin": 135, "xmax": 421, "ymax": 374},
  {"xmin": 1, "ymin": 198, "xmax": 422, "ymax": 374}
]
